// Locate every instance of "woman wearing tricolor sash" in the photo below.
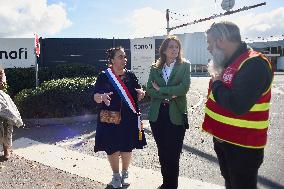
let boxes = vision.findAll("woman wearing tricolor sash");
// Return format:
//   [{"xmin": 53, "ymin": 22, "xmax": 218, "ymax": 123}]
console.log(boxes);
[{"xmin": 93, "ymin": 47, "xmax": 146, "ymax": 188}]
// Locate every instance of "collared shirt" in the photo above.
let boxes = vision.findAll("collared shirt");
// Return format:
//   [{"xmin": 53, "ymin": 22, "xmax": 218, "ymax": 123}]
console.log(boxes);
[{"xmin": 162, "ymin": 59, "xmax": 176, "ymax": 85}]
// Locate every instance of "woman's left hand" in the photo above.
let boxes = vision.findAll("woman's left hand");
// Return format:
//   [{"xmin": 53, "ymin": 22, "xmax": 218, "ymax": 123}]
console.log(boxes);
[
  {"xmin": 151, "ymin": 80, "xmax": 160, "ymax": 91},
  {"xmin": 136, "ymin": 88, "xmax": 145, "ymax": 101}
]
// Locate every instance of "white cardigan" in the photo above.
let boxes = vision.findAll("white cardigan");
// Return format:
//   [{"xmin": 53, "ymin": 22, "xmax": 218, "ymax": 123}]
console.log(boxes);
[{"xmin": 0, "ymin": 91, "xmax": 23, "ymax": 127}]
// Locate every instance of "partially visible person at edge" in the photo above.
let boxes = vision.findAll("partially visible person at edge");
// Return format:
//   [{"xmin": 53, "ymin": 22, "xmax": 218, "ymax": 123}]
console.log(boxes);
[
  {"xmin": 202, "ymin": 21, "xmax": 274, "ymax": 189},
  {"xmin": 146, "ymin": 35, "xmax": 191, "ymax": 189},
  {"xmin": 0, "ymin": 66, "xmax": 24, "ymax": 161},
  {"xmin": 93, "ymin": 47, "xmax": 146, "ymax": 188}
]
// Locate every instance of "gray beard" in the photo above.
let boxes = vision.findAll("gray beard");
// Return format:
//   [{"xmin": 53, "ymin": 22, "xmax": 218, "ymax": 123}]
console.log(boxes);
[{"xmin": 208, "ymin": 45, "xmax": 226, "ymax": 76}]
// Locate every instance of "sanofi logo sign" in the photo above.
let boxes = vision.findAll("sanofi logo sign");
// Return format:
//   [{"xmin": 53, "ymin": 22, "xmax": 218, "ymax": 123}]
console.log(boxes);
[
  {"xmin": 0, "ymin": 48, "xmax": 28, "ymax": 59},
  {"xmin": 0, "ymin": 38, "xmax": 35, "ymax": 68},
  {"xmin": 133, "ymin": 44, "xmax": 153, "ymax": 50}
]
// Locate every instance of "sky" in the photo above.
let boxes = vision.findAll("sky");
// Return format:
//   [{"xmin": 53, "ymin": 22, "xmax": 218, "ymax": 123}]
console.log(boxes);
[{"xmin": 0, "ymin": 0, "xmax": 283, "ymax": 40}]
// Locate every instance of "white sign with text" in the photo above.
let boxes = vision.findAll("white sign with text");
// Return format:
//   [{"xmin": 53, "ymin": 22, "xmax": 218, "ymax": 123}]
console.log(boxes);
[
  {"xmin": 0, "ymin": 38, "xmax": 36, "ymax": 68},
  {"xmin": 130, "ymin": 38, "xmax": 155, "ymax": 86}
]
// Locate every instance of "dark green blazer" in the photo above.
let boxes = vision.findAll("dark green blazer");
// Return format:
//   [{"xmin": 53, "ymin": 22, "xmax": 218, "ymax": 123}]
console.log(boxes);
[{"xmin": 146, "ymin": 61, "xmax": 191, "ymax": 125}]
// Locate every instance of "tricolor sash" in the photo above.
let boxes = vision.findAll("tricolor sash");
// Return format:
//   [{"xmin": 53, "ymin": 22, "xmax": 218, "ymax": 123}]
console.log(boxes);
[{"xmin": 105, "ymin": 68, "xmax": 143, "ymax": 140}]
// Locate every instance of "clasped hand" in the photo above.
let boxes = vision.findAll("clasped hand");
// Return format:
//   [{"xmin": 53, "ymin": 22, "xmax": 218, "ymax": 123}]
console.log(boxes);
[
  {"xmin": 211, "ymin": 74, "xmax": 222, "ymax": 82},
  {"xmin": 136, "ymin": 88, "xmax": 145, "ymax": 101},
  {"xmin": 152, "ymin": 80, "xmax": 177, "ymax": 99},
  {"xmin": 151, "ymin": 80, "xmax": 160, "ymax": 91}
]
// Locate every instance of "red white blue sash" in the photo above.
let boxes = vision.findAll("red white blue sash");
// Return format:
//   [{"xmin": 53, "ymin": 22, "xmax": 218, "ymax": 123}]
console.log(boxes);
[{"xmin": 105, "ymin": 68, "xmax": 142, "ymax": 133}]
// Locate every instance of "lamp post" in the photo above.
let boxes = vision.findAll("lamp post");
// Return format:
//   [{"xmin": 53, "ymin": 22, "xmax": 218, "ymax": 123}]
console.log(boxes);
[{"xmin": 166, "ymin": 9, "xmax": 170, "ymax": 36}]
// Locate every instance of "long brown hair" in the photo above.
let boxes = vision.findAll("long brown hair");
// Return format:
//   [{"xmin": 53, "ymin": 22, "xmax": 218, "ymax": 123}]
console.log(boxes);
[{"xmin": 156, "ymin": 35, "xmax": 184, "ymax": 68}]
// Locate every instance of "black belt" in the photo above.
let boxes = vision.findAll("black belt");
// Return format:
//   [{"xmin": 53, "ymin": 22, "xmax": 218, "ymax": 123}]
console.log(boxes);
[{"xmin": 162, "ymin": 99, "xmax": 170, "ymax": 105}]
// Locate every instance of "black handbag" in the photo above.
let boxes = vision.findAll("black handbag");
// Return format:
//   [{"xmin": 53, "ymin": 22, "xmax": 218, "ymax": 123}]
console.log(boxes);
[
  {"xmin": 182, "ymin": 113, "xmax": 189, "ymax": 129},
  {"xmin": 174, "ymin": 100, "xmax": 189, "ymax": 129}
]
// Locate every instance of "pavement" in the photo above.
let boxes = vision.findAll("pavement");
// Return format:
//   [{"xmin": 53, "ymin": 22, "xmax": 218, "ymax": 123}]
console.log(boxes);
[
  {"xmin": 12, "ymin": 137, "xmax": 223, "ymax": 189},
  {"xmin": 1, "ymin": 76, "xmax": 284, "ymax": 189}
]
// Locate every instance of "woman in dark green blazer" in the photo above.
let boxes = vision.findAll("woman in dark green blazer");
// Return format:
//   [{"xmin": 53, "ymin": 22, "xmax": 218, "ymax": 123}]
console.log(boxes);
[{"xmin": 146, "ymin": 35, "xmax": 191, "ymax": 189}]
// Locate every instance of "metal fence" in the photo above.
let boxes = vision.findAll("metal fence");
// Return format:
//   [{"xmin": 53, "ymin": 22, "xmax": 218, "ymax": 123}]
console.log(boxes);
[{"xmin": 39, "ymin": 38, "xmax": 131, "ymax": 70}]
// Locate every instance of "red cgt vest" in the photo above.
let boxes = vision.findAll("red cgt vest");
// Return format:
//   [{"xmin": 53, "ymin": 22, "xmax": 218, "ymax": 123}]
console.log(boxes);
[{"xmin": 202, "ymin": 50, "xmax": 273, "ymax": 149}]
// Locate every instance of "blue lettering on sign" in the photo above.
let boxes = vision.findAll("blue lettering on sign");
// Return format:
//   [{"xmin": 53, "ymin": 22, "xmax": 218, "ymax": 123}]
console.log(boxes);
[
  {"xmin": 134, "ymin": 44, "xmax": 153, "ymax": 50},
  {"xmin": 0, "ymin": 48, "xmax": 28, "ymax": 59}
]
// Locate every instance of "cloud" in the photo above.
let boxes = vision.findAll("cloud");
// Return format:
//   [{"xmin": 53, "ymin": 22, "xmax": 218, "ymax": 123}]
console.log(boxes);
[
  {"xmin": 126, "ymin": 2, "xmax": 284, "ymax": 40},
  {"xmin": 127, "ymin": 7, "xmax": 166, "ymax": 38},
  {"xmin": 0, "ymin": 0, "xmax": 72, "ymax": 37},
  {"xmin": 233, "ymin": 7, "xmax": 284, "ymax": 38}
]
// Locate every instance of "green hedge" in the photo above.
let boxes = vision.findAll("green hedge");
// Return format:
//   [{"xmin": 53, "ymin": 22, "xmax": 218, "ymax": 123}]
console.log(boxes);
[
  {"xmin": 14, "ymin": 77, "xmax": 97, "ymax": 118},
  {"xmin": 5, "ymin": 64, "xmax": 99, "ymax": 97},
  {"xmin": 5, "ymin": 67, "xmax": 36, "ymax": 97}
]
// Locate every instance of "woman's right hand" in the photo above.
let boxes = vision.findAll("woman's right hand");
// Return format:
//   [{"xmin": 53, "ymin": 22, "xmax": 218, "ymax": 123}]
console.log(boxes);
[
  {"xmin": 135, "ymin": 88, "xmax": 145, "ymax": 101},
  {"xmin": 94, "ymin": 92, "xmax": 113, "ymax": 106}
]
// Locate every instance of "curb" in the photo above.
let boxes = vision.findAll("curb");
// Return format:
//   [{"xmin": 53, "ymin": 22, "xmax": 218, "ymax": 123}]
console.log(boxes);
[
  {"xmin": 13, "ymin": 137, "xmax": 224, "ymax": 189},
  {"xmin": 23, "ymin": 115, "xmax": 152, "ymax": 129},
  {"xmin": 23, "ymin": 114, "xmax": 97, "ymax": 126}
]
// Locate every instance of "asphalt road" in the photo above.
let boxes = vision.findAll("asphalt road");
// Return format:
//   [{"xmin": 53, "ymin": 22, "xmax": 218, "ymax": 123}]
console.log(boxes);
[{"xmin": 2, "ymin": 75, "xmax": 284, "ymax": 189}]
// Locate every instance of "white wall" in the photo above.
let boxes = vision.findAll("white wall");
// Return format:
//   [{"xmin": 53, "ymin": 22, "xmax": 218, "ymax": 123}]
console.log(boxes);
[
  {"xmin": 0, "ymin": 38, "xmax": 36, "ymax": 68},
  {"xmin": 154, "ymin": 32, "xmax": 211, "ymax": 65},
  {"xmin": 277, "ymin": 56, "xmax": 284, "ymax": 70},
  {"xmin": 130, "ymin": 37, "xmax": 155, "ymax": 86},
  {"xmin": 181, "ymin": 32, "xmax": 211, "ymax": 65},
  {"xmin": 130, "ymin": 33, "xmax": 211, "ymax": 85}
]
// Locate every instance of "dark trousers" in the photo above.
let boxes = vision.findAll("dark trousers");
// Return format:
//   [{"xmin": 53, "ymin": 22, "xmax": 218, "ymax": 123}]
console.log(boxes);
[
  {"xmin": 213, "ymin": 138, "xmax": 264, "ymax": 189},
  {"xmin": 150, "ymin": 104, "xmax": 186, "ymax": 189}
]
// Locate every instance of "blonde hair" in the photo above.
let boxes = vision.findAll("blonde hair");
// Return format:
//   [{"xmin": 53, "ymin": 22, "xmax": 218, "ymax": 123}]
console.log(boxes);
[{"xmin": 156, "ymin": 35, "xmax": 184, "ymax": 68}]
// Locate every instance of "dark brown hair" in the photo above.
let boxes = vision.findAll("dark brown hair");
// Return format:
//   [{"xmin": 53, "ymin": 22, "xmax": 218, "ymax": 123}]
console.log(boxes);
[{"xmin": 106, "ymin": 46, "xmax": 124, "ymax": 65}]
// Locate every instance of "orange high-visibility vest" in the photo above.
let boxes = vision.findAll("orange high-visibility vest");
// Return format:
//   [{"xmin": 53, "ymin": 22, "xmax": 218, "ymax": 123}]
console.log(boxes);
[{"xmin": 202, "ymin": 50, "xmax": 273, "ymax": 148}]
